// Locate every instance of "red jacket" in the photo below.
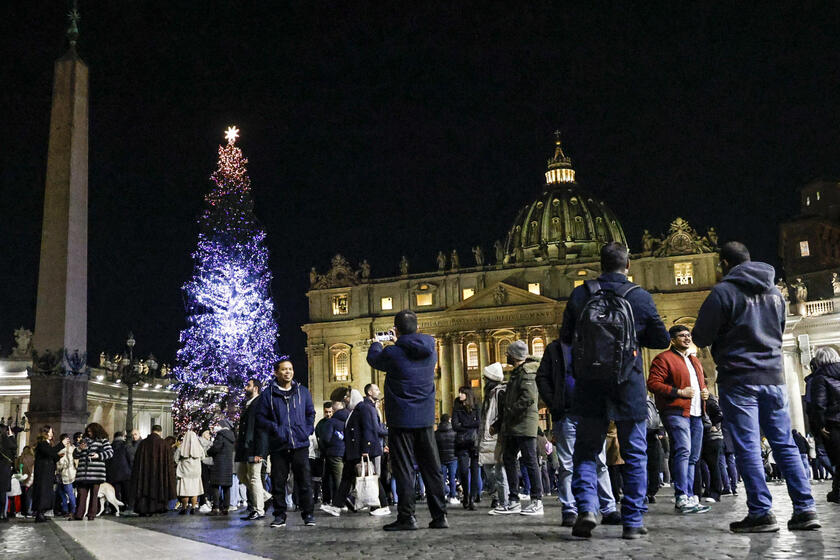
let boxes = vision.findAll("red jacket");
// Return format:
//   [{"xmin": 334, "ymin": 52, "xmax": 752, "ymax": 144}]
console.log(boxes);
[{"xmin": 647, "ymin": 348, "xmax": 707, "ymax": 418}]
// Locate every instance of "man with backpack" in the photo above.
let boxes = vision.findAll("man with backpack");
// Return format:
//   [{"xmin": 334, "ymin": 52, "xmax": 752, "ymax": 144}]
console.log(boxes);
[
  {"xmin": 561, "ymin": 242, "xmax": 670, "ymax": 539},
  {"xmin": 646, "ymin": 325, "xmax": 712, "ymax": 514}
]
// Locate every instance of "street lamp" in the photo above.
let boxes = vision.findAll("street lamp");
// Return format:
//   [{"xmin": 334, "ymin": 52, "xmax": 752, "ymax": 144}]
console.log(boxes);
[{"xmin": 104, "ymin": 332, "xmax": 159, "ymax": 434}]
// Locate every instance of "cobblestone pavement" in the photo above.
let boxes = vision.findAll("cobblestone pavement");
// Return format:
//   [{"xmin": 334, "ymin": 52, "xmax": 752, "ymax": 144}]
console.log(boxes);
[{"xmin": 3, "ymin": 482, "xmax": 840, "ymax": 559}]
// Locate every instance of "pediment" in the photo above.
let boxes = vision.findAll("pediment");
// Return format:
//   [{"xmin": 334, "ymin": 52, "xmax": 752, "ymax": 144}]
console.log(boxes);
[{"xmin": 446, "ymin": 282, "xmax": 557, "ymax": 312}]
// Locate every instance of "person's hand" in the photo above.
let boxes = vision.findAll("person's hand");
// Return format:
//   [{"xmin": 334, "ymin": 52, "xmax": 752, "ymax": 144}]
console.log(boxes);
[
  {"xmin": 822, "ymin": 428, "xmax": 830, "ymax": 438},
  {"xmin": 254, "ymin": 456, "xmax": 262, "ymax": 463},
  {"xmin": 383, "ymin": 445, "xmax": 389, "ymax": 454},
  {"xmin": 89, "ymin": 453, "xmax": 99, "ymax": 460},
  {"xmin": 362, "ymin": 452, "xmax": 369, "ymax": 459},
  {"xmin": 677, "ymin": 387, "xmax": 695, "ymax": 398},
  {"xmin": 700, "ymin": 388, "xmax": 710, "ymax": 400}
]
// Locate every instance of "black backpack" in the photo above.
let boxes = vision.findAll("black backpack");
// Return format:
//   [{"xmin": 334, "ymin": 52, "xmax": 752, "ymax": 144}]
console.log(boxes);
[{"xmin": 572, "ymin": 280, "xmax": 639, "ymax": 384}]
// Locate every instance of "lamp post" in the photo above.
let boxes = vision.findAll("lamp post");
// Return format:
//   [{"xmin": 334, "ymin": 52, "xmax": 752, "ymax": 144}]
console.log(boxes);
[{"xmin": 104, "ymin": 332, "xmax": 159, "ymax": 434}]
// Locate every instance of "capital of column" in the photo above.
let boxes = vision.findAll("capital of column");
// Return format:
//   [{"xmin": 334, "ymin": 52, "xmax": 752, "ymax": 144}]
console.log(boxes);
[{"xmin": 305, "ymin": 343, "xmax": 326, "ymax": 357}]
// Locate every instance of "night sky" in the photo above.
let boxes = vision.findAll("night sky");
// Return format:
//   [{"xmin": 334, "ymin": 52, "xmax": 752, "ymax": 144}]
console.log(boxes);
[{"xmin": 3, "ymin": 3, "xmax": 840, "ymax": 377}]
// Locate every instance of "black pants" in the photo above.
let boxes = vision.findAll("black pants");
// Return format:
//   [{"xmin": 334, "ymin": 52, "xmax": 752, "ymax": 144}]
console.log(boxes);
[
  {"xmin": 323, "ymin": 456, "xmax": 343, "ymax": 505},
  {"xmin": 503, "ymin": 435, "xmax": 542, "ymax": 500},
  {"xmin": 269, "ymin": 447, "xmax": 313, "ymax": 518},
  {"xmin": 390, "ymin": 427, "xmax": 446, "ymax": 521},
  {"xmin": 824, "ymin": 423, "xmax": 840, "ymax": 495},
  {"xmin": 310, "ymin": 458, "xmax": 323, "ymax": 502},
  {"xmin": 646, "ymin": 431, "xmax": 662, "ymax": 497},
  {"xmin": 700, "ymin": 438, "xmax": 723, "ymax": 500},
  {"xmin": 111, "ymin": 480, "xmax": 129, "ymax": 511},
  {"xmin": 209, "ymin": 485, "xmax": 231, "ymax": 511},
  {"xmin": 457, "ymin": 447, "xmax": 480, "ymax": 500}
]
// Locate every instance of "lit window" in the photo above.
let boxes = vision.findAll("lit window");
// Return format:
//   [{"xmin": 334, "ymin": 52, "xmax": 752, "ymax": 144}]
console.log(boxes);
[
  {"xmin": 528, "ymin": 282, "xmax": 541, "ymax": 295},
  {"xmin": 416, "ymin": 293, "xmax": 433, "ymax": 306},
  {"xmin": 498, "ymin": 339, "xmax": 511, "ymax": 360},
  {"xmin": 574, "ymin": 279, "xmax": 584, "ymax": 287},
  {"xmin": 381, "ymin": 297, "xmax": 393, "ymax": 310},
  {"xmin": 462, "ymin": 288, "xmax": 475, "ymax": 300},
  {"xmin": 800, "ymin": 241, "xmax": 810, "ymax": 257},
  {"xmin": 674, "ymin": 263, "xmax": 694, "ymax": 286},
  {"xmin": 332, "ymin": 295, "xmax": 349, "ymax": 315},
  {"xmin": 577, "ymin": 269, "xmax": 587, "ymax": 276},
  {"xmin": 466, "ymin": 343, "xmax": 479, "ymax": 369},
  {"xmin": 470, "ymin": 378, "xmax": 480, "ymax": 388},
  {"xmin": 331, "ymin": 347, "xmax": 350, "ymax": 382},
  {"xmin": 532, "ymin": 337, "xmax": 545, "ymax": 358}
]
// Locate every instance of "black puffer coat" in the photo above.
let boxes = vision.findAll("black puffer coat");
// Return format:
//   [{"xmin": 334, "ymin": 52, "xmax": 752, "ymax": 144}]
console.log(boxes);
[
  {"xmin": 435, "ymin": 420, "xmax": 456, "ymax": 463},
  {"xmin": 207, "ymin": 428, "xmax": 236, "ymax": 486},
  {"xmin": 812, "ymin": 362, "xmax": 840, "ymax": 430}
]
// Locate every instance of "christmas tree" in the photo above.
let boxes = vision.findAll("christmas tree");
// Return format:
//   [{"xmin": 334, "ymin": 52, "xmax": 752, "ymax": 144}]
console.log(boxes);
[{"xmin": 172, "ymin": 126, "xmax": 279, "ymax": 432}]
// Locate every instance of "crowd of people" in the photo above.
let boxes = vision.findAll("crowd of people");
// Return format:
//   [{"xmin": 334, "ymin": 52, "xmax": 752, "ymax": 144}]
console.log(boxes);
[{"xmin": 1, "ymin": 241, "xmax": 839, "ymax": 540}]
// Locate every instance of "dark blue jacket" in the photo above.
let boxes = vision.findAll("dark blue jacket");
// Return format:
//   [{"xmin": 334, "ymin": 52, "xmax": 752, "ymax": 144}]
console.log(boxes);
[
  {"xmin": 367, "ymin": 333, "xmax": 437, "ymax": 429},
  {"xmin": 322, "ymin": 408, "xmax": 349, "ymax": 458},
  {"xmin": 345, "ymin": 398, "xmax": 387, "ymax": 460},
  {"xmin": 692, "ymin": 262, "xmax": 786, "ymax": 387},
  {"xmin": 811, "ymin": 363, "xmax": 840, "ymax": 430},
  {"xmin": 254, "ymin": 380, "xmax": 315, "ymax": 455},
  {"xmin": 535, "ymin": 339, "xmax": 575, "ymax": 421},
  {"xmin": 561, "ymin": 272, "xmax": 669, "ymax": 421}
]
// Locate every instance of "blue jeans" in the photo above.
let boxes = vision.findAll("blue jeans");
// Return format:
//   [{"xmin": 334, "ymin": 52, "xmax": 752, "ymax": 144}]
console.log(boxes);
[
  {"xmin": 662, "ymin": 414, "xmax": 703, "ymax": 498},
  {"xmin": 800, "ymin": 454, "xmax": 811, "ymax": 480},
  {"xmin": 718, "ymin": 383, "xmax": 815, "ymax": 516},
  {"xmin": 554, "ymin": 416, "xmax": 617, "ymax": 515},
  {"xmin": 58, "ymin": 483, "xmax": 76, "ymax": 513},
  {"xmin": 572, "ymin": 418, "xmax": 647, "ymax": 527},
  {"xmin": 441, "ymin": 459, "xmax": 458, "ymax": 498},
  {"xmin": 482, "ymin": 463, "xmax": 509, "ymax": 504}
]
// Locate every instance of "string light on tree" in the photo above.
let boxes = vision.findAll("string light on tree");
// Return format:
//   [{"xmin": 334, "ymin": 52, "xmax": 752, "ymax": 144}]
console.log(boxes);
[{"xmin": 172, "ymin": 126, "xmax": 280, "ymax": 432}]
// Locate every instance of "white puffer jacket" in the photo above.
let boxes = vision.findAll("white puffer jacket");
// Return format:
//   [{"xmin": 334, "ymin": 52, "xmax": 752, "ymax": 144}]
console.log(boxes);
[{"xmin": 57, "ymin": 444, "xmax": 76, "ymax": 484}]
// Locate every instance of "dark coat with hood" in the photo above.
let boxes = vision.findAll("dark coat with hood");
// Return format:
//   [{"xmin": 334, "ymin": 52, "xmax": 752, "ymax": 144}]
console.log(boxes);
[
  {"xmin": 0, "ymin": 431, "xmax": 15, "ymax": 496},
  {"xmin": 130, "ymin": 432, "xmax": 176, "ymax": 514},
  {"xmin": 367, "ymin": 333, "xmax": 438, "ymax": 429},
  {"xmin": 561, "ymin": 272, "xmax": 670, "ymax": 421},
  {"xmin": 502, "ymin": 358, "xmax": 541, "ymax": 437},
  {"xmin": 451, "ymin": 400, "xmax": 479, "ymax": 450},
  {"xmin": 345, "ymin": 398, "xmax": 387, "ymax": 461},
  {"xmin": 254, "ymin": 380, "xmax": 316, "ymax": 455},
  {"xmin": 811, "ymin": 362, "xmax": 840, "ymax": 430},
  {"xmin": 435, "ymin": 420, "xmax": 456, "ymax": 463},
  {"xmin": 208, "ymin": 421, "xmax": 236, "ymax": 486},
  {"xmin": 32, "ymin": 439, "xmax": 64, "ymax": 511},
  {"xmin": 106, "ymin": 438, "xmax": 132, "ymax": 483},
  {"xmin": 692, "ymin": 262, "xmax": 786, "ymax": 387},
  {"xmin": 321, "ymin": 407, "xmax": 349, "ymax": 458}
]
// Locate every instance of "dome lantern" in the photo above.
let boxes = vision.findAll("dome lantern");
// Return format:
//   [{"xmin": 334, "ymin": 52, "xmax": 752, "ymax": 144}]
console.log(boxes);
[{"xmin": 545, "ymin": 130, "xmax": 575, "ymax": 184}]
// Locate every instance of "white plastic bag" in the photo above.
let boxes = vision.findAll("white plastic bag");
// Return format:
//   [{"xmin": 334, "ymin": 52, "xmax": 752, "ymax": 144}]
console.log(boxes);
[{"xmin": 356, "ymin": 456, "xmax": 380, "ymax": 507}]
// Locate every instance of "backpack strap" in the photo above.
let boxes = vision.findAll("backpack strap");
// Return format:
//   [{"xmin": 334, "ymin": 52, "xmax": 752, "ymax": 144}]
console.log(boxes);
[
  {"xmin": 614, "ymin": 282, "xmax": 640, "ymax": 299},
  {"xmin": 584, "ymin": 280, "xmax": 601, "ymax": 294}
]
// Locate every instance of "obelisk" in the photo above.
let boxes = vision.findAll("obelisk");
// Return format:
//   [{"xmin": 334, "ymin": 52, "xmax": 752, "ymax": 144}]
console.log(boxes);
[{"xmin": 27, "ymin": 5, "xmax": 90, "ymax": 440}]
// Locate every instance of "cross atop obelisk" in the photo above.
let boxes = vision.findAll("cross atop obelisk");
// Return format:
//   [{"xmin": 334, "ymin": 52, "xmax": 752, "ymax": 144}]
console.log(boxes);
[{"xmin": 28, "ymin": 2, "xmax": 90, "ymax": 439}]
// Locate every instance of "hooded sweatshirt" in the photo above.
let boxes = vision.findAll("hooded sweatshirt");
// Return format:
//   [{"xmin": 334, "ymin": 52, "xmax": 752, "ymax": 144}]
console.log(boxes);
[
  {"xmin": 692, "ymin": 261, "xmax": 785, "ymax": 387},
  {"xmin": 367, "ymin": 332, "xmax": 437, "ymax": 429}
]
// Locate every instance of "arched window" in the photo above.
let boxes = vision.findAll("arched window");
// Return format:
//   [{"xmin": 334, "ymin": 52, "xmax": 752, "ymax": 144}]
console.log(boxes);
[
  {"xmin": 532, "ymin": 337, "xmax": 545, "ymax": 358},
  {"xmin": 466, "ymin": 343, "xmax": 479, "ymax": 369},
  {"xmin": 498, "ymin": 339, "xmax": 511, "ymax": 362},
  {"xmin": 330, "ymin": 344, "xmax": 351, "ymax": 382}
]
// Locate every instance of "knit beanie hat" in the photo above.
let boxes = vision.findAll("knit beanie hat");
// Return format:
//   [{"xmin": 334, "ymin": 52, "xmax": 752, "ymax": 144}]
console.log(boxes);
[
  {"xmin": 506, "ymin": 340, "xmax": 529, "ymax": 362},
  {"xmin": 482, "ymin": 362, "xmax": 504, "ymax": 382}
]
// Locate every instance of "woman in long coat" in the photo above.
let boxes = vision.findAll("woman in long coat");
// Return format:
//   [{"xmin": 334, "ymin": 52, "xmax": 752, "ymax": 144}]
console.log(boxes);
[
  {"xmin": 31, "ymin": 426, "xmax": 64, "ymax": 522},
  {"xmin": 174, "ymin": 430, "xmax": 205, "ymax": 514},
  {"xmin": 0, "ymin": 423, "xmax": 17, "ymax": 521},
  {"xmin": 206, "ymin": 419, "xmax": 235, "ymax": 515},
  {"xmin": 72, "ymin": 423, "xmax": 114, "ymax": 520}
]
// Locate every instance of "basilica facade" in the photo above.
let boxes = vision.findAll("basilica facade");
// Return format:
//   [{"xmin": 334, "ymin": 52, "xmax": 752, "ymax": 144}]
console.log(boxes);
[{"xmin": 302, "ymin": 136, "xmax": 721, "ymax": 420}]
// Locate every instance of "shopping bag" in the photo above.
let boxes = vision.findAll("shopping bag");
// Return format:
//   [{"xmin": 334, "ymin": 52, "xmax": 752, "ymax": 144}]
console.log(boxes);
[{"xmin": 356, "ymin": 456, "xmax": 380, "ymax": 507}]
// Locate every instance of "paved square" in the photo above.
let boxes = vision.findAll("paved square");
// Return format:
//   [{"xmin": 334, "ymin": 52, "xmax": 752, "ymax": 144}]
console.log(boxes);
[{"xmin": 2, "ymin": 483, "xmax": 839, "ymax": 559}]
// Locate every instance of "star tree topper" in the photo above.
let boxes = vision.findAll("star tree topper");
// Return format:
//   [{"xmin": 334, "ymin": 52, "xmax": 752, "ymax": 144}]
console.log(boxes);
[{"xmin": 225, "ymin": 126, "xmax": 240, "ymax": 144}]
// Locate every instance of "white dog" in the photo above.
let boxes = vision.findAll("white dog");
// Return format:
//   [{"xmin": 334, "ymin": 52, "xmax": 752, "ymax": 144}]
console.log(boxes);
[{"xmin": 86, "ymin": 482, "xmax": 125, "ymax": 517}]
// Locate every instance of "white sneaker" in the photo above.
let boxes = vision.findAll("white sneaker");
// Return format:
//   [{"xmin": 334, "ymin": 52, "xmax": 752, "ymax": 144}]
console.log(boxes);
[
  {"xmin": 448, "ymin": 497, "xmax": 461, "ymax": 505},
  {"xmin": 518, "ymin": 493, "xmax": 530, "ymax": 501},
  {"xmin": 489, "ymin": 502, "xmax": 521, "ymax": 515},
  {"xmin": 319, "ymin": 504, "xmax": 341, "ymax": 517},
  {"xmin": 198, "ymin": 503, "xmax": 212, "ymax": 514},
  {"xmin": 519, "ymin": 499, "xmax": 544, "ymax": 516},
  {"xmin": 370, "ymin": 507, "xmax": 391, "ymax": 517},
  {"xmin": 703, "ymin": 497, "xmax": 717, "ymax": 503}
]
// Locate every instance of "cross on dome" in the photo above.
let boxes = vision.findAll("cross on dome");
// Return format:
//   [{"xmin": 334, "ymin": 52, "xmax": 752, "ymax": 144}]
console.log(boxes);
[{"xmin": 225, "ymin": 126, "xmax": 240, "ymax": 144}]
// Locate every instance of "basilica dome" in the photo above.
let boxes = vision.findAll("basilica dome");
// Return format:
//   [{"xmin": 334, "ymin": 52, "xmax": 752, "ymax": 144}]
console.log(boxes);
[{"xmin": 504, "ymin": 135, "xmax": 628, "ymax": 263}]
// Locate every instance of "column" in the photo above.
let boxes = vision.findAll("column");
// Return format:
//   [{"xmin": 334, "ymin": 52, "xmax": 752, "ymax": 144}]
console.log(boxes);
[
  {"xmin": 478, "ymin": 331, "xmax": 491, "ymax": 393},
  {"xmin": 306, "ymin": 343, "xmax": 326, "ymax": 406},
  {"xmin": 784, "ymin": 350, "xmax": 806, "ymax": 434},
  {"xmin": 437, "ymin": 335, "xmax": 452, "ymax": 415},
  {"xmin": 352, "ymin": 340, "xmax": 372, "ymax": 389},
  {"xmin": 451, "ymin": 335, "xmax": 465, "ymax": 404}
]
